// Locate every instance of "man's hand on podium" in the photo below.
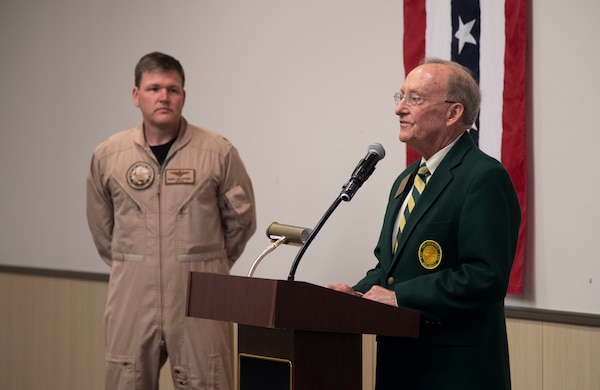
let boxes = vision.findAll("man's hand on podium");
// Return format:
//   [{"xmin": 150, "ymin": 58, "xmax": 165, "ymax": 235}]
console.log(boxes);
[
  {"xmin": 362, "ymin": 285, "xmax": 398, "ymax": 307},
  {"xmin": 326, "ymin": 284, "xmax": 398, "ymax": 307},
  {"xmin": 325, "ymin": 283, "xmax": 360, "ymax": 296}
]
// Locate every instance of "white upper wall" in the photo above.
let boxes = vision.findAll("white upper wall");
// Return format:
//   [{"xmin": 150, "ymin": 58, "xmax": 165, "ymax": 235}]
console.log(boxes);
[{"xmin": 0, "ymin": 0, "xmax": 598, "ymax": 314}]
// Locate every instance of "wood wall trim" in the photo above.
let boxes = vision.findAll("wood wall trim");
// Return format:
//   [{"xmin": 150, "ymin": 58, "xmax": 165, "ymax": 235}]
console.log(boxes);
[
  {"xmin": 2, "ymin": 265, "xmax": 599, "ymax": 327},
  {"xmin": 0, "ymin": 265, "xmax": 109, "ymax": 282},
  {"xmin": 505, "ymin": 306, "xmax": 600, "ymax": 328}
]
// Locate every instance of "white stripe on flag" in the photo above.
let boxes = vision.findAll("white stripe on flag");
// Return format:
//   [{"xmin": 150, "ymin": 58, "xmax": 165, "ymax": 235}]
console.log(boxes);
[
  {"xmin": 425, "ymin": 1, "xmax": 452, "ymax": 59},
  {"xmin": 479, "ymin": 1, "xmax": 505, "ymax": 161}
]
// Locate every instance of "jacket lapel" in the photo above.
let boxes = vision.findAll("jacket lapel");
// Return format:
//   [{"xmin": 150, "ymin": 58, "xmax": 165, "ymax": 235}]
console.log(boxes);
[
  {"xmin": 381, "ymin": 163, "xmax": 419, "ymax": 256},
  {"xmin": 392, "ymin": 133, "xmax": 474, "ymax": 261}
]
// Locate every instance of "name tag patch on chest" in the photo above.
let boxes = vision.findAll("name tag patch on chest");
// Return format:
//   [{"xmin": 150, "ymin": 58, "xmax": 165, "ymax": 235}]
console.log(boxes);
[{"xmin": 165, "ymin": 169, "xmax": 195, "ymax": 184}]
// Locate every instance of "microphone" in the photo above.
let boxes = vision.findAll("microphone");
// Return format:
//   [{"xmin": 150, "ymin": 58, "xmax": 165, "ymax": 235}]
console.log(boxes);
[
  {"xmin": 266, "ymin": 222, "xmax": 312, "ymax": 246},
  {"xmin": 340, "ymin": 143, "xmax": 386, "ymax": 201}
]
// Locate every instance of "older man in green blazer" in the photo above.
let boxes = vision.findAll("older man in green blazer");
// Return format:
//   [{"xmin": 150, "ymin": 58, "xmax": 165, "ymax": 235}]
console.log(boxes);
[{"xmin": 328, "ymin": 59, "xmax": 521, "ymax": 389}]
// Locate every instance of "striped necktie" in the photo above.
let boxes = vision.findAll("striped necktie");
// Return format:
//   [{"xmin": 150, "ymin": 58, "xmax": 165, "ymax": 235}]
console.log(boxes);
[{"xmin": 394, "ymin": 163, "xmax": 430, "ymax": 253}]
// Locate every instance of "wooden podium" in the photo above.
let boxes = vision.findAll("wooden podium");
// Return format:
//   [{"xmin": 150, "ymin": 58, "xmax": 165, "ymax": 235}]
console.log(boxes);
[{"xmin": 186, "ymin": 272, "xmax": 420, "ymax": 390}]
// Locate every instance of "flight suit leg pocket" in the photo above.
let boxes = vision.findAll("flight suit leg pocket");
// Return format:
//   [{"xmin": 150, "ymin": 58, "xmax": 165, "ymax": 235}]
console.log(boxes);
[
  {"xmin": 172, "ymin": 365, "xmax": 190, "ymax": 389},
  {"xmin": 105, "ymin": 354, "xmax": 136, "ymax": 389},
  {"xmin": 171, "ymin": 357, "xmax": 225, "ymax": 389}
]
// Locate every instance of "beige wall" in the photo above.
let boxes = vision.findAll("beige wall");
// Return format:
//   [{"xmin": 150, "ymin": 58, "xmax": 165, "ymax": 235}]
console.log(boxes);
[{"xmin": 1, "ymin": 271, "xmax": 599, "ymax": 390}]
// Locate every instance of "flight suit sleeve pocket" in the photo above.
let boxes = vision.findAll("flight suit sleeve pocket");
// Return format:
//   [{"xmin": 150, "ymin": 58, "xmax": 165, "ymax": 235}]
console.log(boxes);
[{"xmin": 222, "ymin": 185, "xmax": 253, "ymax": 226}]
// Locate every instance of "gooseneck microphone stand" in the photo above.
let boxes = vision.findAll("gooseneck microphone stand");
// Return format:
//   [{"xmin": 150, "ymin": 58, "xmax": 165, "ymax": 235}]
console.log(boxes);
[
  {"xmin": 287, "ymin": 194, "xmax": 343, "ymax": 281},
  {"xmin": 286, "ymin": 142, "xmax": 385, "ymax": 281}
]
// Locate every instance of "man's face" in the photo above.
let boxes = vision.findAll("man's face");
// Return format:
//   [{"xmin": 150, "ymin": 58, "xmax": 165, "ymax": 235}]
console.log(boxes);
[
  {"xmin": 395, "ymin": 64, "xmax": 454, "ymax": 158},
  {"xmin": 132, "ymin": 70, "xmax": 186, "ymax": 130}
]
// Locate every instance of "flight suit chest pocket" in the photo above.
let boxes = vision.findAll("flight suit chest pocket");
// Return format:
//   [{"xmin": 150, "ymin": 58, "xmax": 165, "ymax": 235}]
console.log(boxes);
[
  {"xmin": 176, "ymin": 182, "xmax": 223, "ymax": 255},
  {"xmin": 110, "ymin": 181, "xmax": 147, "ymax": 257}
]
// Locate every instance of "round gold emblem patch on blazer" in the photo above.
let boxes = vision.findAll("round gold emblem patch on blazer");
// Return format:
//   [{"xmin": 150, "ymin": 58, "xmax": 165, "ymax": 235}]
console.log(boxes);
[
  {"xmin": 418, "ymin": 240, "xmax": 442, "ymax": 270},
  {"xmin": 127, "ymin": 162, "xmax": 154, "ymax": 190}
]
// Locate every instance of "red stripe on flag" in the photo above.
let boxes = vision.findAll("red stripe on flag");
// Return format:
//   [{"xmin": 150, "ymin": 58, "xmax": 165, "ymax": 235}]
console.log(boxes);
[
  {"xmin": 403, "ymin": 0, "xmax": 426, "ymax": 164},
  {"xmin": 502, "ymin": 0, "xmax": 527, "ymax": 294}
]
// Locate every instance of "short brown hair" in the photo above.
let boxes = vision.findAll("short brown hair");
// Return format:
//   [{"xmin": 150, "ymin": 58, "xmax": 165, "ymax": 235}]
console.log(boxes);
[{"xmin": 134, "ymin": 52, "xmax": 185, "ymax": 88}]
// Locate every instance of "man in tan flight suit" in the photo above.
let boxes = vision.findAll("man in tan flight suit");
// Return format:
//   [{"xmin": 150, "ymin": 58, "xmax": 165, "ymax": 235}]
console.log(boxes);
[{"xmin": 86, "ymin": 52, "xmax": 256, "ymax": 390}]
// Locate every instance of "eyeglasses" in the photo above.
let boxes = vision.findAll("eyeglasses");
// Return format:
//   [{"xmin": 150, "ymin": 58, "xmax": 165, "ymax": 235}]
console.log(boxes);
[{"xmin": 393, "ymin": 92, "xmax": 456, "ymax": 107}]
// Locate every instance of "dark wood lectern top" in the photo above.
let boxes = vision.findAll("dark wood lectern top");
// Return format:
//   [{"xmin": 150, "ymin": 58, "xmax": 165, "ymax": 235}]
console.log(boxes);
[{"xmin": 186, "ymin": 272, "xmax": 419, "ymax": 338}]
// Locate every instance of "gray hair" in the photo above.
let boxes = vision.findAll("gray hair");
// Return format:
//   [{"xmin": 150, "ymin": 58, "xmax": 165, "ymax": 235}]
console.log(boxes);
[{"xmin": 422, "ymin": 58, "xmax": 481, "ymax": 128}]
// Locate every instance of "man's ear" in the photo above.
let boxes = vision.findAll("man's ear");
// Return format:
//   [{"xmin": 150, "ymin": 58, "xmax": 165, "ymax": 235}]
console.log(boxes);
[
  {"xmin": 446, "ymin": 103, "xmax": 464, "ymax": 126},
  {"xmin": 132, "ymin": 86, "xmax": 140, "ymax": 108}
]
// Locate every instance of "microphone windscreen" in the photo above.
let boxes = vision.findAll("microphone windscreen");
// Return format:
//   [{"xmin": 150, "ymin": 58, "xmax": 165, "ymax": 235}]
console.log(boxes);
[{"xmin": 368, "ymin": 143, "xmax": 386, "ymax": 160}]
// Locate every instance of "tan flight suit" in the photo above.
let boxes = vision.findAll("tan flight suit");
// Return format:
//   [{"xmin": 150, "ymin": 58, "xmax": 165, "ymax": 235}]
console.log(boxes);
[{"xmin": 86, "ymin": 118, "xmax": 256, "ymax": 390}]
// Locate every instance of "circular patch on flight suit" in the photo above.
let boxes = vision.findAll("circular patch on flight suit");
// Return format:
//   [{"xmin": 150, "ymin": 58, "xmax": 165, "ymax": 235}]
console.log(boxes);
[
  {"xmin": 127, "ymin": 162, "xmax": 155, "ymax": 190},
  {"xmin": 418, "ymin": 240, "xmax": 442, "ymax": 270}
]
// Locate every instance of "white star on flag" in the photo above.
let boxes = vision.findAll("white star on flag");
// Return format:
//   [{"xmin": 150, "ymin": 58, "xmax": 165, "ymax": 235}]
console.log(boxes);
[{"xmin": 454, "ymin": 16, "xmax": 477, "ymax": 54}]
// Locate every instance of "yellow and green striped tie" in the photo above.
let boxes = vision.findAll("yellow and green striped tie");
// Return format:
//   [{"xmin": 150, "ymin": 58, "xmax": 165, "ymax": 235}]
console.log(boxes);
[{"xmin": 394, "ymin": 163, "xmax": 430, "ymax": 253}]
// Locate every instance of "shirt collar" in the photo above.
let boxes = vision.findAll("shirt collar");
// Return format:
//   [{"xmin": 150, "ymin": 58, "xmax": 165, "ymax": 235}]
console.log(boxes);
[{"xmin": 420, "ymin": 132, "xmax": 464, "ymax": 175}]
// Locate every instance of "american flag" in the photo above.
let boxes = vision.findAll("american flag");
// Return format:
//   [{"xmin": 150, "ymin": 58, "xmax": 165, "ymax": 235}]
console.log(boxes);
[{"xmin": 403, "ymin": 0, "xmax": 527, "ymax": 294}]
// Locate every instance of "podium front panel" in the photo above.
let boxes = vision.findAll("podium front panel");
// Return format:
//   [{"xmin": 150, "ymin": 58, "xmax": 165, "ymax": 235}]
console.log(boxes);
[
  {"xmin": 239, "ymin": 353, "xmax": 292, "ymax": 390},
  {"xmin": 238, "ymin": 325, "xmax": 361, "ymax": 390}
]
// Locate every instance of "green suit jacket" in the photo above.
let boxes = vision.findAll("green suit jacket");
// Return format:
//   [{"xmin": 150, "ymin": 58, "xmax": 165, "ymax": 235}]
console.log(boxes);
[{"xmin": 354, "ymin": 133, "xmax": 521, "ymax": 389}]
